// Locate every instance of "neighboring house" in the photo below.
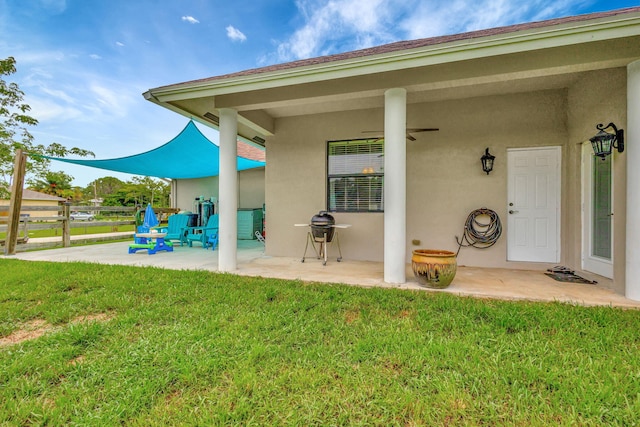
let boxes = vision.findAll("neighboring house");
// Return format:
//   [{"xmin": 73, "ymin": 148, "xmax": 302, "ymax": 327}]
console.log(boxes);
[
  {"xmin": 144, "ymin": 7, "xmax": 640, "ymax": 301},
  {"xmin": 0, "ymin": 189, "xmax": 66, "ymax": 219}
]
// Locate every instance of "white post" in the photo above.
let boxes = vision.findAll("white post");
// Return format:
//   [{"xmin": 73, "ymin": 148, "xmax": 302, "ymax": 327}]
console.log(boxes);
[
  {"xmin": 219, "ymin": 108, "xmax": 239, "ymax": 272},
  {"xmin": 384, "ymin": 88, "xmax": 407, "ymax": 284},
  {"xmin": 626, "ymin": 60, "xmax": 640, "ymax": 301}
]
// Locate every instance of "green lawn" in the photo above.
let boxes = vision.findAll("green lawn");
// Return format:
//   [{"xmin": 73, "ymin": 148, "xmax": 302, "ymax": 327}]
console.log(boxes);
[
  {"xmin": 1, "ymin": 259, "xmax": 638, "ymax": 426},
  {"xmin": 1, "ymin": 223, "xmax": 137, "ymax": 240}
]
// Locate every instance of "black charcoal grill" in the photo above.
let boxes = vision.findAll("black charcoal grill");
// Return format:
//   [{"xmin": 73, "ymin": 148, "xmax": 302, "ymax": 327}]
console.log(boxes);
[
  {"xmin": 301, "ymin": 211, "xmax": 343, "ymax": 265},
  {"xmin": 310, "ymin": 211, "xmax": 335, "ymax": 242}
]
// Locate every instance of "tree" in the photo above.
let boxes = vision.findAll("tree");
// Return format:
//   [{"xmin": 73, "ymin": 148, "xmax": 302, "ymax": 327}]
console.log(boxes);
[
  {"xmin": 131, "ymin": 176, "xmax": 169, "ymax": 206},
  {"xmin": 27, "ymin": 170, "xmax": 74, "ymax": 197},
  {"xmin": 97, "ymin": 177, "xmax": 170, "ymax": 207},
  {"xmin": 83, "ymin": 176, "xmax": 125, "ymax": 203},
  {"xmin": 0, "ymin": 56, "xmax": 94, "ymax": 197}
]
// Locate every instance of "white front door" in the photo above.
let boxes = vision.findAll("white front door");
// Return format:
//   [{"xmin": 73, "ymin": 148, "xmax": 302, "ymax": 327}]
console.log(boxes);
[
  {"xmin": 582, "ymin": 143, "xmax": 613, "ymax": 278},
  {"xmin": 507, "ymin": 147, "xmax": 561, "ymax": 262}
]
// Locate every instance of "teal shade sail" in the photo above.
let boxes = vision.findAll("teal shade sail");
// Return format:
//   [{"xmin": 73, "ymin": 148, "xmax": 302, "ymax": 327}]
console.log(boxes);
[{"xmin": 36, "ymin": 121, "xmax": 265, "ymax": 179}]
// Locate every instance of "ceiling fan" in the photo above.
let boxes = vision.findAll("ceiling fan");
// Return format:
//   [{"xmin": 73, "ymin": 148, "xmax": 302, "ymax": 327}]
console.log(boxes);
[{"xmin": 362, "ymin": 127, "xmax": 439, "ymax": 141}]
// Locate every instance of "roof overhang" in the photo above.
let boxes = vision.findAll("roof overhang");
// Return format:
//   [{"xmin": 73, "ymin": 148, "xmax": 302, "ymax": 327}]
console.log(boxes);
[{"xmin": 144, "ymin": 8, "xmax": 640, "ymax": 142}]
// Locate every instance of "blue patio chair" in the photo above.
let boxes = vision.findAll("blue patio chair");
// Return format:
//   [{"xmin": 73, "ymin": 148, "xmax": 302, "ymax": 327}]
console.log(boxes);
[
  {"xmin": 185, "ymin": 214, "xmax": 219, "ymax": 248},
  {"xmin": 156, "ymin": 214, "xmax": 190, "ymax": 246}
]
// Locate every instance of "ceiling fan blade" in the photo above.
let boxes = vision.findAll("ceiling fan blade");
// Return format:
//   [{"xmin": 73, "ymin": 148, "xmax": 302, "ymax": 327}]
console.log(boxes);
[
  {"xmin": 362, "ymin": 128, "xmax": 439, "ymax": 141},
  {"xmin": 407, "ymin": 128, "xmax": 439, "ymax": 132}
]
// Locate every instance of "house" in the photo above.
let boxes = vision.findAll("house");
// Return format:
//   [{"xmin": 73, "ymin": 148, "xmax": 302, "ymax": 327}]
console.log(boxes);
[
  {"xmin": 144, "ymin": 7, "xmax": 640, "ymax": 301},
  {"xmin": 0, "ymin": 189, "xmax": 66, "ymax": 219}
]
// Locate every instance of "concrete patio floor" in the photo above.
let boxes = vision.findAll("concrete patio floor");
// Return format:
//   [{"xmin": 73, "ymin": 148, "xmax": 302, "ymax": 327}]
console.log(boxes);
[{"xmin": 4, "ymin": 238, "xmax": 639, "ymax": 309}]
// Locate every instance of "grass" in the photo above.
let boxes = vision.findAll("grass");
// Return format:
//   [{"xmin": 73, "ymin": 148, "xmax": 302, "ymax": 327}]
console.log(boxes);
[
  {"xmin": 1, "ymin": 223, "xmax": 137, "ymax": 240},
  {"xmin": 1, "ymin": 259, "xmax": 638, "ymax": 426},
  {"xmin": 32, "ymin": 223, "xmax": 136, "ymax": 238}
]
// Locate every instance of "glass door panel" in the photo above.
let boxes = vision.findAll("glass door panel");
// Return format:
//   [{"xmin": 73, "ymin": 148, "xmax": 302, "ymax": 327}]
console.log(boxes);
[{"xmin": 592, "ymin": 155, "xmax": 611, "ymax": 260}]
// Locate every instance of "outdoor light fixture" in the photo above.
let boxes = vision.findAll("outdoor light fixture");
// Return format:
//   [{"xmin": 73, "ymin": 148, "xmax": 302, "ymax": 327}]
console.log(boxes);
[
  {"xmin": 481, "ymin": 147, "xmax": 495, "ymax": 175},
  {"xmin": 590, "ymin": 122, "xmax": 624, "ymax": 160}
]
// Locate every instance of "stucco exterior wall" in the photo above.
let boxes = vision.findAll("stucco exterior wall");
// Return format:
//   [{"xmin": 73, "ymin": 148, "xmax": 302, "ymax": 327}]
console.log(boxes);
[
  {"xmin": 266, "ymin": 108, "xmax": 386, "ymax": 261},
  {"xmin": 406, "ymin": 90, "xmax": 568, "ymax": 269},
  {"xmin": 264, "ymin": 67, "xmax": 628, "ymax": 284},
  {"xmin": 266, "ymin": 88, "xmax": 570, "ymax": 267},
  {"xmin": 174, "ymin": 168, "xmax": 265, "ymax": 213},
  {"xmin": 567, "ymin": 67, "xmax": 627, "ymax": 293}
]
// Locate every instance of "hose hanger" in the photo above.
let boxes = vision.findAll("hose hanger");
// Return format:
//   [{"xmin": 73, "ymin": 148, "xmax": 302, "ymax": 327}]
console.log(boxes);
[{"xmin": 455, "ymin": 208, "xmax": 502, "ymax": 256}]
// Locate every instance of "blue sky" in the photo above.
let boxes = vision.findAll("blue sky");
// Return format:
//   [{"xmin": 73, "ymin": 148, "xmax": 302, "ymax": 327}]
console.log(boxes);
[{"xmin": 1, "ymin": 0, "xmax": 638, "ymax": 186}]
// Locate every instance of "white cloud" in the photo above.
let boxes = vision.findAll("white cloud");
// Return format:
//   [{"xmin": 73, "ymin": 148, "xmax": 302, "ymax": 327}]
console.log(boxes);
[
  {"xmin": 89, "ymin": 84, "xmax": 135, "ymax": 118},
  {"xmin": 40, "ymin": 86, "xmax": 75, "ymax": 104},
  {"xmin": 29, "ymin": 96, "xmax": 83, "ymax": 122},
  {"xmin": 274, "ymin": 0, "xmax": 585, "ymax": 61},
  {"xmin": 275, "ymin": 0, "xmax": 401, "ymax": 61},
  {"xmin": 400, "ymin": 0, "xmax": 584, "ymax": 39},
  {"xmin": 182, "ymin": 16, "xmax": 200, "ymax": 24},
  {"xmin": 226, "ymin": 25, "xmax": 247, "ymax": 42},
  {"xmin": 89, "ymin": 54, "xmax": 102, "ymax": 60},
  {"xmin": 116, "ymin": 41, "xmax": 125, "ymax": 47}
]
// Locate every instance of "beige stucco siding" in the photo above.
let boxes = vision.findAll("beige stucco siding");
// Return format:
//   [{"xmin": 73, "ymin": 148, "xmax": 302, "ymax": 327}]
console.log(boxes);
[
  {"xmin": 267, "ymin": 89, "xmax": 567, "ymax": 265},
  {"xmin": 266, "ymin": 109, "xmax": 386, "ymax": 261},
  {"xmin": 406, "ymin": 90, "xmax": 568, "ymax": 268}
]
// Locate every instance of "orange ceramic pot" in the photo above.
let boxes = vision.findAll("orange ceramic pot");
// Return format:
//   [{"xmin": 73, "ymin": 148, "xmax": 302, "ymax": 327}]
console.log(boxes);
[{"xmin": 411, "ymin": 249, "xmax": 457, "ymax": 288}]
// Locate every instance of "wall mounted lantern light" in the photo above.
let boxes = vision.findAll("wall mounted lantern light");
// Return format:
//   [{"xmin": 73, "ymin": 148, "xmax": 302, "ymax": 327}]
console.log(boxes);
[
  {"xmin": 590, "ymin": 122, "xmax": 624, "ymax": 160},
  {"xmin": 481, "ymin": 148, "xmax": 495, "ymax": 175}
]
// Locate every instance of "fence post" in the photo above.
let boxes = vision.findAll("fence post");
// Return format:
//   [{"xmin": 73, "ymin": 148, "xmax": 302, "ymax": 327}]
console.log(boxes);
[
  {"xmin": 4, "ymin": 149, "xmax": 27, "ymax": 256},
  {"xmin": 62, "ymin": 202, "xmax": 71, "ymax": 247}
]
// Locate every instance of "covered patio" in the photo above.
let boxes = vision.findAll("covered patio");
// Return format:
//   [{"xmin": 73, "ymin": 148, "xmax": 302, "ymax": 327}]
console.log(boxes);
[
  {"xmin": 140, "ymin": 7, "xmax": 640, "ymax": 303},
  {"xmin": 5, "ymin": 239, "xmax": 639, "ymax": 309}
]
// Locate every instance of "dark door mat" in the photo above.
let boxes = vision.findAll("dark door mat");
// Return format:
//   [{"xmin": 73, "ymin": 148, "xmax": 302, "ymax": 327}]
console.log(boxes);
[{"xmin": 544, "ymin": 271, "xmax": 598, "ymax": 284}]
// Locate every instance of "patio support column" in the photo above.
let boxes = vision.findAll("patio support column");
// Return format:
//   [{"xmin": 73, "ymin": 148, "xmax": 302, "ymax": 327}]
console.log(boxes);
[
  {"xmin": 626, "ymin": 59, "xmax": 640, "ymax": 301},
  {"xmin": 384, "ymin": 88, "xmax": 407, "ymax": 284},
  {"xmin": 219, "ymin": 108, "xmax": 238, "ymax": 272}
]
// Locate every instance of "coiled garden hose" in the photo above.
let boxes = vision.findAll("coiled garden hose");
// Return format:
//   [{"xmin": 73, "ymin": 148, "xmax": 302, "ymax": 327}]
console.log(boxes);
[{"xmin": 455, "ymin": 208, "xmax": 502, "ymax": 256}]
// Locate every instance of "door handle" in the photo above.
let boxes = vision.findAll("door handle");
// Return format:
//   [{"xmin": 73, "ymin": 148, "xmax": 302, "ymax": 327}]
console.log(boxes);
[{"xmin": 509, "ymin": 210, "xmax": 519, "ymax": 214}]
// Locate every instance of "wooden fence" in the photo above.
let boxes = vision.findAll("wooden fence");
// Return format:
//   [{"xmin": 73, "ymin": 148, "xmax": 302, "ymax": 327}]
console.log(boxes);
[{"xmin": 0, "ymin": 204, "xmax": 178, "ymax": 252}]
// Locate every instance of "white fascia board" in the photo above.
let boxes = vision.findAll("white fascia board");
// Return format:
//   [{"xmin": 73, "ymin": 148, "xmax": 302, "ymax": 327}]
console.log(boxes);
[{"xmin": 149, "ymin": 14, "xmax": 640, "ymax": 103}]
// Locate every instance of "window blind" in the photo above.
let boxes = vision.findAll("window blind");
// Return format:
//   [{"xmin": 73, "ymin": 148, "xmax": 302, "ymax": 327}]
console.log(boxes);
[{"xmin": 328, "ymin": 139, "xmax": 384, "ymax": 212}]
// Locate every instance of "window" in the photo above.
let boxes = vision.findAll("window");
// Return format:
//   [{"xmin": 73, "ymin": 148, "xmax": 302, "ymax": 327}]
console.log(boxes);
[{"xmin": 327, "ymin": 139, "xmax": 384, "ymax": 212}]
